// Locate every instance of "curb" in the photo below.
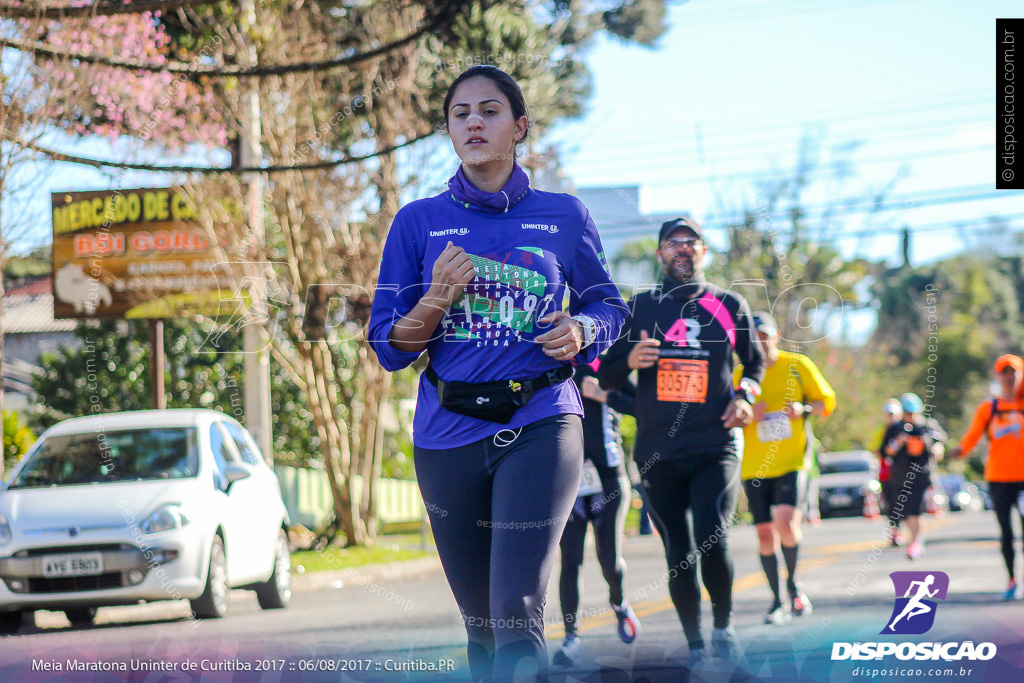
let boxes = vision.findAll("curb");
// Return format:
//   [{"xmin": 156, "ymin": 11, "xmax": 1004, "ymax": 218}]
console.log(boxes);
[{"xmin": 291, "ymin": 554, "xmax": 443, "ymax": 593}]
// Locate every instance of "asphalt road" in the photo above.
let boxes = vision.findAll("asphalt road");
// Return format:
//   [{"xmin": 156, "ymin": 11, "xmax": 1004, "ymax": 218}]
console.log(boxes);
[{"xmin": 2, "ymin": 509, "xmax": 1022, "ymax": 682}]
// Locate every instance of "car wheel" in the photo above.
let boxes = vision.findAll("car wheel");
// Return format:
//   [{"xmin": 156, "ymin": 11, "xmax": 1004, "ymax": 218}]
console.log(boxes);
[
  {"xmin": 255, "ymin": 530, "xmax": 292, "ymax": 610},
  {"xmin": 64, "ymin": 607, "xmax": 97, "ymax": 627},
  {"xmin": 0, "ymin": 611, "xmax": 22, "ymax": 635},
  {"xmin": 191, "ymin": 535, "xmax": 229, "ymax": 619}
]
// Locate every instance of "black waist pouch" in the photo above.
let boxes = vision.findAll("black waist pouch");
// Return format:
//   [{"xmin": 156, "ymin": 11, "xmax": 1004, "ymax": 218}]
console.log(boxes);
[{"xmin": 425, "ymin": 364, "xmax": 574, "ymax": 424}]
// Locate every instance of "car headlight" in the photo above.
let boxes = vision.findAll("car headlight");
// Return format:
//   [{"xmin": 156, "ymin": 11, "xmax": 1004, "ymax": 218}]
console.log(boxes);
[
  {"xmin": 862, "ymin": 480, "xmax": 882, "ymax": 495},
  {"xmin": 956, "ymin": 492, "xmax": 971, "ymax": 504},
  {"xmin": 140, "ymin": 504, "xmax": 190, "ymax": 534},
  {"xmin": 0, "ymin": 514, "xmax": 11, "ymax": 546}
]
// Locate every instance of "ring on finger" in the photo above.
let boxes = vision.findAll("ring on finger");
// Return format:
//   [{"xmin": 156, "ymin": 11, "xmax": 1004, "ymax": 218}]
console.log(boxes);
[{"xmin": 561, "ymin": 345, "xmax": 568, "ymax": 355}]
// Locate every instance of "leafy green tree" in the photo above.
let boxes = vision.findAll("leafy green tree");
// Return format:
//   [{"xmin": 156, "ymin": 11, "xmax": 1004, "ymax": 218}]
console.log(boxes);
[
  {"xmin": 12, "ymin": 0, "xmax": 669, "ymax": 546},
  {"xmin": 870, "ymin": 253, "xmax": 1022, "ymax": 438},
  {"xmin": 30, "ymin": 319, "xmax": 318, "ymax": 467},
  {"xmin": 3, "ymin": 245, "xmax": 50, "ymax": 279},
  {"xmin": 810, "ymin": 345, "xmax": 916, "ymax": 453},
  {"xmin": 2, "ymin": 410, "xmax": 35, "ymax": 472}
]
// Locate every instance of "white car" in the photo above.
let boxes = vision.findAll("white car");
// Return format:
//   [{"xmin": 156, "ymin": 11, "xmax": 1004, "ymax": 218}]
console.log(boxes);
[{"xmin": 0, "ymin": 409, "xmax": 291, "ymax": 633}]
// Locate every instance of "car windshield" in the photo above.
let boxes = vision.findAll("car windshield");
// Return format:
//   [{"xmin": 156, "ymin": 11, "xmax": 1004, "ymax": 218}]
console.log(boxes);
[
  {"xmin": 941, "ymin": 477, "xmax": 965, "ymax": 492},
  {"xmin": 820, "ymin": 460, "xmax": 871, "ymax": 475},
  {"xmin": 8, "ymin": 428, "xmax": 198, "ymax": 489}
]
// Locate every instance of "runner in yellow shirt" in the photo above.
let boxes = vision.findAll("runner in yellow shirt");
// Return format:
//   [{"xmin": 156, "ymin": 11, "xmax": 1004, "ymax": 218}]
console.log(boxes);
[{"xmin": 735, "ymin": 312, "xmax": 837, "ymax": 624}]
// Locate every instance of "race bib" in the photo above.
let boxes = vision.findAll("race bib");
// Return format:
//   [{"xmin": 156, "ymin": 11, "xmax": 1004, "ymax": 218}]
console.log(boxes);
[
  {"xmin": 656, "ymin": 359, "xmax": 709, "ymax": 403},
  {"xmin": 992, "ymin": 412, "xmax": 1024, "ymax": 440},
  {"xmin": 756, "ymin": 412, "xmax": 793, "ymax": 442},
  {"xmin": 578, "ymin": 461, "xmax": 603, "ymax": 496}
]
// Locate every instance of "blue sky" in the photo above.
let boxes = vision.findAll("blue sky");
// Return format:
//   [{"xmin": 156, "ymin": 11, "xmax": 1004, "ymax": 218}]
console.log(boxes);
[
  {"xmin": 550, "ymin": 0, "xmax": 1022, "ymax": 266},
  {"xmin": 7, "ymin": 0, "xmax": 1021, "ymax": 270}
]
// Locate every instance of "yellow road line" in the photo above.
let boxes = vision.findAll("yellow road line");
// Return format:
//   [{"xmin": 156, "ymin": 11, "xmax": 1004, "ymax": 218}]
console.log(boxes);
[
  {"xmin": 808, "ymin": 516, "xmax": 954, "ymax": 555},
  {"xmin": 546, "ymin": 517, "xmax": 956, "ymax": 640}
]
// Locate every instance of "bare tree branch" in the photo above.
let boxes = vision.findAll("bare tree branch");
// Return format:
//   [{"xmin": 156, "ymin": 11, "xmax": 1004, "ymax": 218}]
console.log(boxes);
[{"xmin": 0, "ymin": 129, "xmax": 435, "ymax": 173}]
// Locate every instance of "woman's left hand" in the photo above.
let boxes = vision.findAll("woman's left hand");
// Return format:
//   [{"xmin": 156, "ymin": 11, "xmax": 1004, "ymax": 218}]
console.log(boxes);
[{"xmin": 537, "ymin": 311, "xmax": 584, "ymax": 361}]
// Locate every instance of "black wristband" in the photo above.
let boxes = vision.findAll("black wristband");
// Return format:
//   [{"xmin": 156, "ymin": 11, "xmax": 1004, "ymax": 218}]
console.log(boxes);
[{"xmin": 736, "ymin": 389, "xmax": 755, "ymax": 405}]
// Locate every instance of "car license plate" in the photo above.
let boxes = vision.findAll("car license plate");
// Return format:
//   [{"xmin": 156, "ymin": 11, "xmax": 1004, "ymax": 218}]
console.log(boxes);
[
  {"xmin": 42, "ymin": 552, "xmax": 103, "ymax": 578},
  {"xmin": 829, "ymin": 493, "xmax": 852, "ymax": 507}
]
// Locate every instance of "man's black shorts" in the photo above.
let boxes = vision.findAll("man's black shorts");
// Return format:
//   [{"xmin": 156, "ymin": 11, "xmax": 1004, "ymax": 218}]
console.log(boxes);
[{"xmin": 742, "ymin": 470, "xmax": 807, "ymax": 525}]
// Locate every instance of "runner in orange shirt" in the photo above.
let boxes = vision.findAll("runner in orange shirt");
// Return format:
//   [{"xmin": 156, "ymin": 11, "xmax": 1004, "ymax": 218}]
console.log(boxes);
[{"xmin": 950, "ymin": 354, "xmax": 1024, "ymax": 600}]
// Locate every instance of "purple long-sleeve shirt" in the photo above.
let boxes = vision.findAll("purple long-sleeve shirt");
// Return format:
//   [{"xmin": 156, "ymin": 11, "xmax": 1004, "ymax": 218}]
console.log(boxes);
[{"xmin": 368, "ymin": 180, "xmax": 626, "ymax": 449}]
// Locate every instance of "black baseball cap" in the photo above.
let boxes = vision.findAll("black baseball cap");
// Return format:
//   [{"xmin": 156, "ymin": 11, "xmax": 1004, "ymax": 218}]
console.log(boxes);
[
  {"xmin": 752, "ymin": 311, "xmax": 778, "ymax": 335},
  {"xmin": 658, "ymin": 216, "xmax": 704, "ymax": 244}
]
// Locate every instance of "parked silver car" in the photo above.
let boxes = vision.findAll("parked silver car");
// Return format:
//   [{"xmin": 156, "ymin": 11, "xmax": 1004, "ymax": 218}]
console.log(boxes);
[{"xmin": 817, "ymin": 450, "xmax": 881, "ymax": 519}]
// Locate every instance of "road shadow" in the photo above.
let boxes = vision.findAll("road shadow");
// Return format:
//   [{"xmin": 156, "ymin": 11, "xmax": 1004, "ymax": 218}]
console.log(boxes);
[{"xmin": 3, "ymin": 612, "xmax": 199, "ymax": 638}]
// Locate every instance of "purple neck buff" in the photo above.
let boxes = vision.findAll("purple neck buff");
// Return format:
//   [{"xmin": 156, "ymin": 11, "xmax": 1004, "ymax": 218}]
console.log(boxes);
[{"xmin": 448, "ymin": 163, "xmax": 531, "ymax": 214}]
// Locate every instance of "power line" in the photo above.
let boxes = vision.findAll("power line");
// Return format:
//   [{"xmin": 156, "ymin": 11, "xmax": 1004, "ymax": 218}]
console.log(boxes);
[
  {"xmin": 0, "ymin": 128, "xmax": 436, "ymax": 173},
  {"xmin": 575, "ymin": 115, "xmax": 988, "ymax": 161},
  {"xmin": 563, "ymin": 92, "xmax": 988, "ymax": 145},
  {"xmin": 674, "ymin": 0, "xmax": 914, "ymax": 25},
  {"xmin": 0, "ymin": 0, "xmax": 211, "ymax": 18},
  {"xmin": 0, "ymin": 13, "xmax": 444, "ymax": 78},
  {"xmin": 595, "ymin": 186, "xmax": 1021, "ymax": 237},
  {"xmin": 625, "ymin": 143, "xmax": 992, "ymax": 188},
  {"xmin": 571, "ymin": 131, "xmax": 992, "ymax": 176},
  {"xmin": 565, "ymin": 108, "xmax": 990, "ymax": 167}
]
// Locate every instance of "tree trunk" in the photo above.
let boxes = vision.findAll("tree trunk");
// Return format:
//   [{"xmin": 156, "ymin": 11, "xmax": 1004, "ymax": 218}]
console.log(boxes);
[
  {"xmin": 302, "ymin": 338, "xmax": 370, "ymax": 546},
  {"xmin": 345, "ymin": 22, "xmax": 418, "ymax": 541}
]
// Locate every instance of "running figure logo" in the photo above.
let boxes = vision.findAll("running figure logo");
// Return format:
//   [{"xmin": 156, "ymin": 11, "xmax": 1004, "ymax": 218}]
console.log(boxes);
[{"xmin": 881, "ymin": 571, "xmax": 949, "ymax": 635}]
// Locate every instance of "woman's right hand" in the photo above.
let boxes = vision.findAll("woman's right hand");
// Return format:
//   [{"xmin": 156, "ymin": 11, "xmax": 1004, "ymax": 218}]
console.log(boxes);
[{"xmin": 428, "ymin": 241, "xmax": 477, "ymax": 306}]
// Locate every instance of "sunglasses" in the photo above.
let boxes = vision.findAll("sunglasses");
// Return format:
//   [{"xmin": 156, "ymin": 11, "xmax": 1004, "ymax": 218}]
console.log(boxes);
[{"xmin": 662, "ymin": 237, "xmax": 701, "ymax": 251}]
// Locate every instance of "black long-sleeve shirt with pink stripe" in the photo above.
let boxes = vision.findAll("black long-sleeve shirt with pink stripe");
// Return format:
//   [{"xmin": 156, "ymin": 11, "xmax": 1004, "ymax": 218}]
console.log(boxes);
[{"xmin": 598, "ymin": 276, "xmax": 765, "ymax": 463}]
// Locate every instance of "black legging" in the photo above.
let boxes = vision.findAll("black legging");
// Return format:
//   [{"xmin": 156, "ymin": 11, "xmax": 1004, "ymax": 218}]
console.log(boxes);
[
  {"xmin": 641, "ymin": 449, "xmax": 739, "ymax": 650},
  {"xmin": 558, "ymin": 471, "xmax": 631, "ymax": 636},
  {"xmin": 414, "ymin": 414, "xmax": 583, "ymax": 683},
  {"xmin": 988, "ymin": 481, "xmax": 1024, "ymax": 582}
]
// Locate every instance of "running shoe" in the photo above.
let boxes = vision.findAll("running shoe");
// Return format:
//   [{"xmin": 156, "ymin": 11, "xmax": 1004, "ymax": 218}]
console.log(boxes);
[
  {"xmin": 791, "ymin": 591, "xmax": 813, "ymax": 617},
  {"xmin": 612, "ymin": 601, "xmax": 641, "ymax": 644},
  {"xmin": 688, "ymin": 645, "xmax": 707, "ymax": 670},
  {"xmin": 552, "ymin": 634, "xmax": 582, "ymax": 667},
  {"xmin": 889, "ymin": 532, "xmax": 903, "ymax": 548},
  {"xmin": 764, "ymin": 601, "xmax": 790, "ymax": 625},
  {"xmin": 711, "ymin": 626, "xmax": 736, "ymax": 660},
  {"xmin": 1003, "ymin": 580, "xmax": 1020, "ymax": 601},
  {"xmin": 906, "ymin": 540, "xmax": 924, "ymax": 560}
]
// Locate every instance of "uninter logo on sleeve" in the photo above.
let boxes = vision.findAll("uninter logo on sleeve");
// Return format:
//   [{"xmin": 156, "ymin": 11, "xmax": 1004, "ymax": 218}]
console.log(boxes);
[
  {"xmin": 429, "ymin": 228, "xmax": 470, "ymax": 237},
  {"xmin": 521, "ymin": 223, "xmax": 558, "ymax": 233},
  {"xmin": 830, "ymin": 571, "xmax": 996, "ymax": 662}
]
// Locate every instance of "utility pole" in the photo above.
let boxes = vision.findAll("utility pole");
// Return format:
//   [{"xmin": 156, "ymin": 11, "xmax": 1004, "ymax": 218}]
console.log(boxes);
[
  {"xmin": 239, "ymin": 0, "xmax": 273, "ymax": 462},
  {"xmin": 149, "ymin": 319, "xmax": 165, "ymax": 409}
]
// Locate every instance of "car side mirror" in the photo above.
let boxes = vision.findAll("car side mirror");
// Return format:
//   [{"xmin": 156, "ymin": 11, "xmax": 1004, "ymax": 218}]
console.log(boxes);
[{"xmin": 223, "ymin": 464, "xmax": 252, "ymax": 492}]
